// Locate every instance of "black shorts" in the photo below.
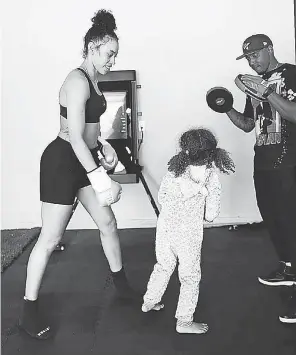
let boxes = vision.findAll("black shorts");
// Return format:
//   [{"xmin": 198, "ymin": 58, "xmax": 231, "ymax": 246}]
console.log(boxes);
[{"xmin": 40, "ymin": 136, "xmax": 101, "ymax": 205}]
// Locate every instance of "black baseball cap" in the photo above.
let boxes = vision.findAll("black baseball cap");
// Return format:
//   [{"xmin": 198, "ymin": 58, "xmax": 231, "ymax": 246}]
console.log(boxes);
[{"xmin": 236, "ymin": 34, "xmax": 273, "ymax": 60}]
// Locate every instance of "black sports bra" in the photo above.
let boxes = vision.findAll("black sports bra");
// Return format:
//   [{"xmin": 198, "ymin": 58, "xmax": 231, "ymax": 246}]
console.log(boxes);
[{"xmin": 60, "ymin": 68, "xmax": 107, "ymax": 123}]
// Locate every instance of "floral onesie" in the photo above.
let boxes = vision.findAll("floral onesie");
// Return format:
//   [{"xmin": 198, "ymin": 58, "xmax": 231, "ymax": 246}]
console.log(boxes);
[{"xmin": 143, "ymin": 164, "xmax": 222, "ymax": 324}]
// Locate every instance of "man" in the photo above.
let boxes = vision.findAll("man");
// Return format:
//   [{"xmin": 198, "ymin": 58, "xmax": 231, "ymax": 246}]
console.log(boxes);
[{"xmin": 227, "ymin": 34, "xmax": 296, "ymax": 323}]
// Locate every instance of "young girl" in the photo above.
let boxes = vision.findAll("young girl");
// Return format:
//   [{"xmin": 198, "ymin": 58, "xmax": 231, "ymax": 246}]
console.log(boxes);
[{"xmin": 142, "ymin": 128, "xmax": 235, "ymax": 334}]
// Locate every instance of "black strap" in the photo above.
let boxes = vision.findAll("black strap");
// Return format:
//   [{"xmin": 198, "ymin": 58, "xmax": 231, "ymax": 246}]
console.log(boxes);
[
  {"xmin": 77, "ymin": 68, "xmax": 94, "ymax": 90},
  {"xmin": 86, "ymin": 167, "xmax": 99, "ymax": 174}
]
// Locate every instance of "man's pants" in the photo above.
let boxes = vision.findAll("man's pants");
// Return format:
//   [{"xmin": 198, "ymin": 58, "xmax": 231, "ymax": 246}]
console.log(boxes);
[{"xmin": 254, "ymin": 166, "xmax": 296, "ymax": 273}]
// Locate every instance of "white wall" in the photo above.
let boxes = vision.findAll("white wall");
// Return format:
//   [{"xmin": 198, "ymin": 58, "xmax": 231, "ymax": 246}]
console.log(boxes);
[{"xmin": 1, "ymin": 0, "xmax": 295, "ymax": 229}]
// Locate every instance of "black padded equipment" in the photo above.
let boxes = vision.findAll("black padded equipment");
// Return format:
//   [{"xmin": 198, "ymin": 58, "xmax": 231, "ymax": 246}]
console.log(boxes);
[{"xmin": 206, "ymin": 87, "xmax": 234, "ymax": 113}]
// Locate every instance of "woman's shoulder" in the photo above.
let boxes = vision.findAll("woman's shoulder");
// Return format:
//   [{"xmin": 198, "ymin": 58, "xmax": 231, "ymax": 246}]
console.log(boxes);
[
  {"xmin": 64, "ymin": 68, "xmax": 88, "ymax": 84},
  {"xmin": 62, "ymin": 68, "xmax": 90, "ymax": 93}
]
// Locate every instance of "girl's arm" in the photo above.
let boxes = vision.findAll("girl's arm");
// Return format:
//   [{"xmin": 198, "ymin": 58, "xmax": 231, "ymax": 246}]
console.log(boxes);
[
  {"xmin": 158, "ymin": 167, "xmax": 209, "ymax": 207},
  {"xmin": 178, "ymin": 165, "xmax": 208, "ymax": 199},
  {"xmin": 204, "ymin": 170, "xmax": 222, "ymax": 222},
  {"xmin": 158, "ymin": 175, "xmax": 176, "ymax": 205}
]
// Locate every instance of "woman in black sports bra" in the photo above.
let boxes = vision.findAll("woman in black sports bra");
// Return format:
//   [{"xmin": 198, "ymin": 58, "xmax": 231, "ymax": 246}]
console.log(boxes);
[{"xmin": 20, "ymin": 9, "xmax": 139, "ymax": 340}]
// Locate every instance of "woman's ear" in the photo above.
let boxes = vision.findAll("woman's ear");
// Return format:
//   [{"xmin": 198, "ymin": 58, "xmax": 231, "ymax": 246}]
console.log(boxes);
[{"xmin": 88, "ymin": 41, "xmax": 95, "ymax": 55}]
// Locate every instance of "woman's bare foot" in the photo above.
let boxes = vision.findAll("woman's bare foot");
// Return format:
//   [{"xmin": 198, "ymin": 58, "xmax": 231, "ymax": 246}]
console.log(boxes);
[
  {"xmin": 141, "ymin": 302, "xmax": 164, "ymax": 312},
  {"xmin": 176, "ymin": 321, "xmax": 209, "ymax": 334}
]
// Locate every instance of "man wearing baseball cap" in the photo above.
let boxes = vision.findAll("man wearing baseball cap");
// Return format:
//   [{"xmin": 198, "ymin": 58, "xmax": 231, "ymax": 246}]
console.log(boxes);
[
  {"xmin": 226, "ymin": 34, "xmax": 296, "ymax": 324},
  {"xmin": 236, "ymin": 34, "xmax": 274, "ymax": 61}
]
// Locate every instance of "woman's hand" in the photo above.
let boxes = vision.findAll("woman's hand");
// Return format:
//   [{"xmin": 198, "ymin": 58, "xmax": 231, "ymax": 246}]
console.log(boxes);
[{"xmin": 98, "ymin": 141, "xmax": 118, "ymax": 171}]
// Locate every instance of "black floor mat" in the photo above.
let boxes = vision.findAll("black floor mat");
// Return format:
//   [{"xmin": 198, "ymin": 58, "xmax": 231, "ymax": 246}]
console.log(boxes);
[{"xmin": 1, "ymin": 227, "xmax": 296, "ymax": 355}]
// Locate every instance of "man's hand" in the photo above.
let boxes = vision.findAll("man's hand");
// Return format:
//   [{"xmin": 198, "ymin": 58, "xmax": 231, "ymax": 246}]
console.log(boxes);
[{"xmin": 240, "ymin": 74, "xmax": 269, "ymax": 96}]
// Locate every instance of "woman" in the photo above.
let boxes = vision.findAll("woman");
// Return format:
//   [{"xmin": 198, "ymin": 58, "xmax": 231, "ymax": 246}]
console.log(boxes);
[{"xmin": 20, "ymin": 9, "xmax": 138, "ymax": 340}]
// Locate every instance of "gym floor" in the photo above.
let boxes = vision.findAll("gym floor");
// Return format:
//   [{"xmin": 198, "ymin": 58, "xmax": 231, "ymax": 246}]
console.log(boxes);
[{"xmin": 2, "ymin": 226, "xmax": 296, "ymax": 355}]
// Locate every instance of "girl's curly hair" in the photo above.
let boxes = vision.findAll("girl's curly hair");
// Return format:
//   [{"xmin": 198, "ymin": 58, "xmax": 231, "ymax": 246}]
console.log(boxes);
[{"xmin": 168, "ymin": 128, "xmax": 235, "ymax": 177}]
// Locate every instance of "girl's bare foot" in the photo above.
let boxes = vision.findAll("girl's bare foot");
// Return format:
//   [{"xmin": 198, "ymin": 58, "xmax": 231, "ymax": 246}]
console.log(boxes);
[
  {"xmin": 141, "ymin": 302, "xmax": 164, "ymax": 312},
  {"xmin": 176, "ymin": 321, "xmax": 209, "ymax": 334}
]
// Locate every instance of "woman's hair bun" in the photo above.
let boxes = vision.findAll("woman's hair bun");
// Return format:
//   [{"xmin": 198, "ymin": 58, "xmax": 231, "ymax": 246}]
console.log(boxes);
[{"xmin": 91, "ymin": 9, "xmax": 117, "ymax": 32}]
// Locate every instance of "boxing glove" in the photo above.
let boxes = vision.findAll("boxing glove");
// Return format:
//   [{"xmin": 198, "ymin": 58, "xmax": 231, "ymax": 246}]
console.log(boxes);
[
  {"xmin": 97, "ymin": 138, "xmax": 118, "ymax": 171},
  {"xmin": 87, "ymin": 167, "xmax": 122, "ymax": 207}
]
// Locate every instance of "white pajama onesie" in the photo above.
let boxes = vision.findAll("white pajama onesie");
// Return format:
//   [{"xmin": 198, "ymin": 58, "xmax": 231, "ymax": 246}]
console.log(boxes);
[{"xmin": 143, "ymin": 164, "xmax": 221, "ymax": 324}]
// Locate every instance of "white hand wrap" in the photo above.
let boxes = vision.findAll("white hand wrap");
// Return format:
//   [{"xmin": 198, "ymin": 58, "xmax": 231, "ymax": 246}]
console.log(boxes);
[{"xmin": 87, "ymin": 167, "xmax": 112, "ymax": 193}]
